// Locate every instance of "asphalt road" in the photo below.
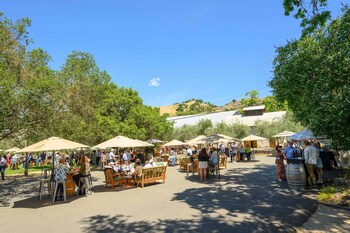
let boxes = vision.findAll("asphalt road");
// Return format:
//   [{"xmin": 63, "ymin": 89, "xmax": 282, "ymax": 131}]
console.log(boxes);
[{"xmin": 0, "ymin": 155, "xmax": 318, "ymax": 233}]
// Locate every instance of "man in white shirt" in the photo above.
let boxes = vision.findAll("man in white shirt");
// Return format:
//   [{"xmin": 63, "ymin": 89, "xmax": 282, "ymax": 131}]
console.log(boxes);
[
  {"xmin": 122, "ymin": 149, "xmax": 131, "ymax": 162},
  {"xmin": 303, "ymin": 141, "xmax": 318, "ymax": 186},
  {"xmin": 186, "ymin": 147, "xmax": 193, "ymax": 156}
]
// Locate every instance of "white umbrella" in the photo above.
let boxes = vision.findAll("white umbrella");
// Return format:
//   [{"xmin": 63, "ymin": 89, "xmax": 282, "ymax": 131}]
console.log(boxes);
[
  {"xmin": 186, "ymin": 135, "xmax": 206, "ymax": 145},
  {"xmin": 17, "ymin": 137, "xmax": 89, "ymax": 153},
  {"xmin": 241, "ymin": 135, "xmax": 267, "ymax": 141},
  {"xmin": 163, "ymin": 139, "xmax": 186, "ymax": 147},
  {"xmin": 197, "ymin": 134, "xmax": 240, "ymax": 144},
  {"xmin": 272, "ymin": 130, "xmax": 295, "ymax": 138},
  {"xmin": 5, "ymin": 147, "xmax": 21, "ymax": 153},
  {"xmin": 92, "ymin": 135, "xmax": 146, "ymax": 149},
  {"xmin": 147, "ymin": 139, "xmax": 163, "ymax": 144},
  {"xmin": 134, "ymin": 139, "xmax": 154, "ymax": 147}
]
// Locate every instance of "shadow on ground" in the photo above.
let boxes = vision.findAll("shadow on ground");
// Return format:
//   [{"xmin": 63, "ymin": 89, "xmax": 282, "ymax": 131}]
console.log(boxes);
[{"xmin": 80, "ymin": 164, "xmax": 318, "ymax": 233}]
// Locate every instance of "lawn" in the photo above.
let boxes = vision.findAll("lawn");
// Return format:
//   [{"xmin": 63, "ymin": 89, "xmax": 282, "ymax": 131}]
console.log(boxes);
[{"xmin": 5, "ymin": 165, "xmax": 52, "ymax": 175}]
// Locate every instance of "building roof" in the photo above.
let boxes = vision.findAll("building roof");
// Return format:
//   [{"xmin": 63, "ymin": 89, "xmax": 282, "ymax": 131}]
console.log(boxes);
[
  {"xmin": 167, "ymin": 110, "xmax": 237, "ymax": 128},
  {"xmin": 224, "ymin": 111, "xmax": 286, "ymax": 127},
  {"xmin": 242, "ymin": 105, "xmax": 265, "ymax": 111}
]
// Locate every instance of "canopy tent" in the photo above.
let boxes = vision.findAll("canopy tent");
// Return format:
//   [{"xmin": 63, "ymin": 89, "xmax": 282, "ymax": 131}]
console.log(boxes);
[
  {"xmin": 17, "ymin": 137, "xmax": 89, "ymax": 153},
  {"xmin": 147, "ymin": 139, "xmax": 164, "ymax": 144},
  {"xmin": 92, "ymin": 135, "xmax": 146, "ymax": 149},
  {"xmin": 185, "ymin": 135, "xmax": 206, "ymax": 145},
  {"xmin": 288, "ymin": 130, "xmax": 315, "ymax": 140},
  {"xmin": 163, "ymin": 139, "xmax": 186, "ymax": 147},
  {"xmin": 272, "ymin": 130, "xmax": 295, "ymax": 138},
  {"xmin": 196, "ymin": 134, "xmax": 240, "ymax": 145},
  {"xmin": 241, "ymin": 135, "xmax": 268, "ymax": 148},
  {"xmin": 5, "ymin": 147, "xmax": 21, "ymax": 153},
  {"xmin": 134, "ymin": 139, "xmax": 154, "ymax": 147}
]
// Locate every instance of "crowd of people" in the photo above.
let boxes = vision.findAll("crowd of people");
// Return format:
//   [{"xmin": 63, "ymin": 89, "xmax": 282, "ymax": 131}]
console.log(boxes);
[{"xmin": 274, "ymin": 140, "xmax": 325, "ymax": 186}]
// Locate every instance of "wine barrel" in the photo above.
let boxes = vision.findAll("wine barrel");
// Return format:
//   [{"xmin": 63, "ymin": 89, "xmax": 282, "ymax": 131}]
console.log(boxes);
[
  {"xmin": 66, "ymin": 172, "xmax": 76, "ymax": 197},
  {"xmin": 286, "ymin": 158, "xmax": 306, "ymax": 190}
]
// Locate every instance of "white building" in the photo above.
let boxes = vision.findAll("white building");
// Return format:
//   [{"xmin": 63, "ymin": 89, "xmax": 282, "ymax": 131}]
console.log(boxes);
[{"xmin": 167, "ymin": 106, "xmax": 286, "ymax": 128}]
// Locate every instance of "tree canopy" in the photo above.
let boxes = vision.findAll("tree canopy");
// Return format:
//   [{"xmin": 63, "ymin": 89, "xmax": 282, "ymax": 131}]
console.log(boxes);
[
  {"xmin": 270, "ymin": 7, "xmax": 350, "ymax": 149},
  {"xmin": 0, "ymin": 12, "xmax": 172, "ymax": 148}
]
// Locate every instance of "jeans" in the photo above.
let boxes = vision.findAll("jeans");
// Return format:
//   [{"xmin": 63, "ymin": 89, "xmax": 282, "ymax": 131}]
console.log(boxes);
[
  {"xmin": 0, "ymin": 166, "xmax": 5, "ymax": 180},
  {"xmin": 169, "ymin": 156, "xmax": 176, "ymax": 166}
]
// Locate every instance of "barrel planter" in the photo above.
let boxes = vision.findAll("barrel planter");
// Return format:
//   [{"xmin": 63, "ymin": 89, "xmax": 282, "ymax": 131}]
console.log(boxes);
[
  {"xmin": 66, "ymin": 172, "xmax": 76, "ymax": 197},
  {"xmin": 286, "ymin": 158, "xmax": 306, "ymax": 190}
]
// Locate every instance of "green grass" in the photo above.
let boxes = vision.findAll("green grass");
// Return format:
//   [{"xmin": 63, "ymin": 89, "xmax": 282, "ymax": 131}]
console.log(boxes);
[{"xmin": 5, "ymin": 165, "xmax": 52, "ymax": 175}]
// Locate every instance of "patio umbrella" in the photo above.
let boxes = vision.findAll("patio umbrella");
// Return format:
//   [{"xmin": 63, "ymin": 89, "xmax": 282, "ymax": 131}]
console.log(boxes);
[
  {"xmin": 272, "ymin": 130, "xmax": 295, "ymax": 138},
  {"xmin": 197, "ymin": 134, "xmax": 240, "ymax": 144},
  {"xmin": 17, "ymin": 137, "xmax": 89, "ymax": 153},
  {"xmin": 241, "ymin": 135, "xmax": 267, "ymax": 141},
  {"xmin": 92, "ymin": 135, "xmax": 146, "ymax": 149},
  {"xmin": 5, "ymin": 147, "xmax": 21, "ymax": 153},
  {"xmin": 147, "ymin": 139, "xmax": 164, "ymax": 144},
  {"xmin": 186, "ymin": 135, "xmax": 206, "ymax": 145},
  {"xmin": 288, "ymin": 130, "xmax": 315, "ymax": 140},
  {"xmin": 16, "ymin": 136, "xmax": 90, "ymax": 180},
  {"xmin": 134, "ymin": 139, "xmax": 154, "ymax": 147},
  {"xmin": 163, "ymin": 139, "xmax": 186, "ymax": 147}
]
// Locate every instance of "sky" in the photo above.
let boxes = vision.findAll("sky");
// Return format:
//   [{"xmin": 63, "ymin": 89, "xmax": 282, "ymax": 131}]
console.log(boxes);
[{"xmin": 1, "ymin": 0, "xmax": 347, "ymax": 106}]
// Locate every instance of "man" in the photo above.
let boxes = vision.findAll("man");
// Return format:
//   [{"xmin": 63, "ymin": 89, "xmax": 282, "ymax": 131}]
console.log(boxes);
[
  {"xmin": 122, "ymin": 149, "xmax": 131, "ymax": 162},
  {"xmin": 230, "ymin": 142, "xmax": 238, "ymax": 163},
  {"xmin": 220, "ymin": 143, "xmax": 225, "ymax": 154},
  {"xmin": 284, "ymin": 142, "xmax": 300, "ymax": 158},
  {"xmin": 209, "ymin": 147, "xmax": 219, "ymax": 170},
  {"xmin": 186, "ymin": 147, "xmax": 193, "ymax": 157},
  {"xmin": 303, "ymin": 141, "xmax": 318, "ymax": 186}
]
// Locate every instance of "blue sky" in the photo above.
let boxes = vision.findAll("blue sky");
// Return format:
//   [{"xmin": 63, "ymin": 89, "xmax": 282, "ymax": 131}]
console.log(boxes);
[{"xmin": 1, "ymin": 0, "xmax": 346, "ymax": 106}]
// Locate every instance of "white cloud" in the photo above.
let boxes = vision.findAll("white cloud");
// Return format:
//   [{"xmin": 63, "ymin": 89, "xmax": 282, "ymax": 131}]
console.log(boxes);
[{"xmin": 148, "ymin": 77, "xmax": 160, "ymax": 87}]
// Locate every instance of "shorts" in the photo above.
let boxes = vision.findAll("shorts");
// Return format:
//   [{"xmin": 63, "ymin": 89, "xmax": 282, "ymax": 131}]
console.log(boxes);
[{"xmin": 198, "ymin": 161, "xmax": 208, "ymax": 169}]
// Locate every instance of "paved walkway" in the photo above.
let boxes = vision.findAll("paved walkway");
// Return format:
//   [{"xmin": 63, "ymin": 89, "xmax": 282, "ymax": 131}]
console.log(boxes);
[{"xmin": 0, "ymin": 155, "xmax": 344, "ymax": 232}]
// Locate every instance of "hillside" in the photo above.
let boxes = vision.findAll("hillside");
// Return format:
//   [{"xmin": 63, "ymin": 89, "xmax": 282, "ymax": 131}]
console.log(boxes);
[{"xmin": 159, "ymin": 99, "xmax": 238, "ymax": 116}]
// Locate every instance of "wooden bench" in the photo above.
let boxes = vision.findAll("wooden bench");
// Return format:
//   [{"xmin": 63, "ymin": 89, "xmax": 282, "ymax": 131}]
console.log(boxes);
[{"xmin": 133, "ymin": 165, "xmax": 167, "ymax": 188}]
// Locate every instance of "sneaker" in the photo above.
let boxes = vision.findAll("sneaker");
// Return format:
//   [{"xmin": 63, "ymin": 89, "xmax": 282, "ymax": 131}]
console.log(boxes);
[{"xmin": 278, "ymin": 179, "xmax": 283, "ymax": 182}]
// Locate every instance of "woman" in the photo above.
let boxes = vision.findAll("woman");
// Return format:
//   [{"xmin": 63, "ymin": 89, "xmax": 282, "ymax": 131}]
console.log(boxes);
[
  {"xmin": 100, "ymin": 151, "xmax": 107, "ymax": 170},
  {"xmin": 198, "ymin": 148, "xmax": 209, "ymax": 181},
  {"xmin": 0, "ymin": 155, "xmax": 7, "ymax": 180},
  {"xmin": 275, "ymin": 145, "xmax": 285, "ymax": 181},
  {"xmin": 73, "ymin": 155, "xmax": 91, "ymax": 194},
  {"xmin": 54, "ymin": 158, "xmax": 69, "ymax": 201}
]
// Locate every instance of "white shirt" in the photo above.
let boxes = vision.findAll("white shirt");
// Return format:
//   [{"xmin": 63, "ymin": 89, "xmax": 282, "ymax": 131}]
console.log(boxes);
[
  {"xmin": 144, "ymin": 163, "xmax": 153, "ymax": 168},
  {"xmin": 303, "ymin": 146, "xmax": 319, "ymax": 165},
  {"xmin": 187, "ymin": 148, "xmax": 193, "ymax": 155},
  {"xmin": 123, "ymin": 152, "xmax": 131, "ymax": 161}
]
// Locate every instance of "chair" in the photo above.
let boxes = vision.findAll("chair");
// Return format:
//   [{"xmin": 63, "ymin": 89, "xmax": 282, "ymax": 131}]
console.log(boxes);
[
  {"xmin": 38, "ymin": 169, "xmax": 52, "ymax": 201},
  {"xmin": 209, "ymin": 164, "xmax": 220, "ymax": 180},
  {"xmin": 52, "ymin": 180, "xmax": 66, "ymax": 203},
  {"xmin": 76, "ymin": 176, "xmax": 93, "ymax": 196},
  {"xmin": 186, "ymin": 160, "xmax": 198, "ymax": 177},
  {"xmin": 104, "ymin": 169, "xmax": 125, "ymax": 189}
]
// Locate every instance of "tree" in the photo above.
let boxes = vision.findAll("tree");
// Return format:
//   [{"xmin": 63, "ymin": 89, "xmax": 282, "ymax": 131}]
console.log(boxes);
[
  {"xmin": 240, "ymin": 90, "xmax": 261, "ymax": 107},
  {"xmin": 283, "ymin": 0, "xmax": 331, "ymax": 36},
  {"xmin": 270, "ymin": 8, "xmax": 350, "ymax": 149},
  {"xmin": 262, "ymin": 96, "xmax": 289, "ymax": 112},
  {"xmin": 0, "ymin": 13, "xmax": 57, "ymax": 144}
]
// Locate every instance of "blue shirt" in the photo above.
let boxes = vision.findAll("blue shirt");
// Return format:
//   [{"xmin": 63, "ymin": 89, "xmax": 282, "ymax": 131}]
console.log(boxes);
[{"xmin": 284, "ymin": 146, "xmax": 299, "ymax": 158}]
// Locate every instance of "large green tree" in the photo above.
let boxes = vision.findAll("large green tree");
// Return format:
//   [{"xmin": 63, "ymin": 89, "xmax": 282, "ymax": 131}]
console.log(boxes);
[
  {"xmin": 283, "ymin": 0, "xmax": 331, "ymax": 36},
  {"xmin": 270, "ymin": 7, "xmax": 350, "ymax": 149},
  {"xmin": 0, "ymin": 13, "xmax": 56, "ymax": 144}
]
